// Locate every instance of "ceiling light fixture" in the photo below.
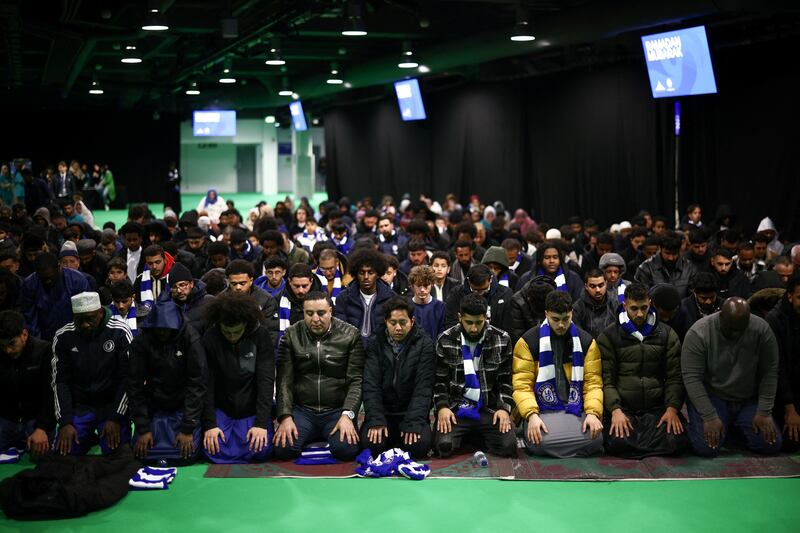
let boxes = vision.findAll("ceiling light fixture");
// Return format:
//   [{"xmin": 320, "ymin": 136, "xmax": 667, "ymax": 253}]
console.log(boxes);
[
  {"xmin": 327, "ymin": 62, "xmax": 343, "ymax": 84},
  {"xmin": 185, "ymin": 81, "xmax": 200, "ymax": 95},
  {"xmin": 341, "ymin": 0, "xmax": 367, "ymax": 36},
  {"xmin": 142, "ymin": 0, "xmax": 168, "ymax": 30},
  {"xmin": 510, "ymin": 5, "xmax": 535, "ymax": 42},
  {"xmin": 218, "ymin": 58, "xmax": 236, "ymax": 84},
  {"xmin": 265, "ymin": 115, "xmax": 276, "ymax": 123},
  {"xmin": 121, "ymin": 45, "xmax": 142, "ymax": 64},
  {"xmin": 418, "ymin": 65, "xmax": 430, "ymax": 73},
  {"xmin": 265, "ymin": 36, "xmax": 286, "ymax": 65},
  {"xmin": 278, "ymin": 77, "xmax": 293, "ymax": 96},
  {"xmin": 398, "ymin": 41, "xmax": 419, "ymax": 69},
  {"xmin": 88, "ymin": 79, "xmax": 104, "ymax": 95}
]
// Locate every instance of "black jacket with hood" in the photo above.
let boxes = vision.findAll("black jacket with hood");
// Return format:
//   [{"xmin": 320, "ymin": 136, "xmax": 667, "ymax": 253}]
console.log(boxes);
[{"xmin": 127, "ymin": 300, "xmax": 208, "ymax": 435}]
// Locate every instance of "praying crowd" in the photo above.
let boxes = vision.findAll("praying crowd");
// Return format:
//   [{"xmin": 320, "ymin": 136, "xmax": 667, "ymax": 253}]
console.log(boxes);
[{"xmin": 1, "ymin": 190, "xmax": 799, "ymax": 467}]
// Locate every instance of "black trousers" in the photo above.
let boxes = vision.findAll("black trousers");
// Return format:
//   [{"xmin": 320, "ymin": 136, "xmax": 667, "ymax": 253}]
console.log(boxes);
[
  {"xmin": 603, "ymin": 409, "xmax": 690, "ymax": 459},
  {"xmin": 432, "ymin": 409, "xmax": 517, "ymax": 458},
  {"xmin": 359, "ymin": 415, "xmax": 432, "ymax": 460}
]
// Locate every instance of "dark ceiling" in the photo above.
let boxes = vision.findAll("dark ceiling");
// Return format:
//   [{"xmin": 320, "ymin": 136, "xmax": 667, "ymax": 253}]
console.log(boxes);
[{"xmin": 2, "ymin": 0, "xmax": 800, "ymax": 121}]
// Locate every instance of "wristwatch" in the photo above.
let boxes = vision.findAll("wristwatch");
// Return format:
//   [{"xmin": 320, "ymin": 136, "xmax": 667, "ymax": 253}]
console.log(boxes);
[{"xmin": 342, "ymin": 410, "xmax": 355, "ymax": 420}]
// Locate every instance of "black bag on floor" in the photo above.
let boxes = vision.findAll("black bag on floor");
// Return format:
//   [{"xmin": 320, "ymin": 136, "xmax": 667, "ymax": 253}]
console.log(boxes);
[{"xmin": 0, "ymin": 447, "xmax": 141, "ymax": 520}]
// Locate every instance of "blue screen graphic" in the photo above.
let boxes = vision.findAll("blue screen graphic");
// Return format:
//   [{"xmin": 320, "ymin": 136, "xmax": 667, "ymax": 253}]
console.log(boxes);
[
  {"xmin": 289, "ymin": 101, "xmax": 308, "ymax": 131},
  {"xmin": 641, "ymin": 25, "xmax": 717, "ymax": 98},
  {"xmin": 193, "ymin": 110, "xmax": 237, "ymax": 136},
  {"xmin": 394, "ymin": 79, "xmax": 427, "ymax": 121}
]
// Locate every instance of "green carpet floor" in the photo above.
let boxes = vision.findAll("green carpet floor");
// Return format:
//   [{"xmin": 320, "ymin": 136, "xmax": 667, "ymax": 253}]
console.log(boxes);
[
  {"xmin": 1, "ymin": 456, "xmax": 799, "ymax": 531},
  {"xmin": 96, "ymin": 191, "xmax": 329, "ymax": 229}
]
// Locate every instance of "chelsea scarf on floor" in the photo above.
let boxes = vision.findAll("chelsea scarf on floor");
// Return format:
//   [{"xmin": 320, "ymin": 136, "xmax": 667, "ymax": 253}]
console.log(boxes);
[
  {"xmin": 110, "ymin": 303, "xmax": 138, "ymax": 337},
  {"xmin": 315, "ymin": 267, "xmax": 342, "ymax": 303},
  {"xmin": 295, "ymin": 443, "xmax": 337, "ymax": 465},
  {"xmin": 534, "ymin": 319, "xmax": 584, "ymax": 416},
  {"xmin": 618, "ymin": 306, "xmax": 657, "ymax": 342},
  {"xmin": 355, "ymin": 448, "xmax": 430, "ymax": 480},
  {"xmin": 538, "ymin": 267, "xmax": 568, "ymax": 292},
  {"xmin": 129, "ymin": 466, "xmax": 177, "ymax": 490},
  {"xmin": 0, "ymin": 447, "xmax": 21, "ymax": 464},
  {"xmin": 455, "ymin": 333, "xmax": 483, "ymax": 420}
]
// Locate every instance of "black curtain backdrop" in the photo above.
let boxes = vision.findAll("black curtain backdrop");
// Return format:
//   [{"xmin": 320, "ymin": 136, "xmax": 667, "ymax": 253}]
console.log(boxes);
[
  {"xmin": 3, "ymin": 109, "xmax": 180, "ymax": 205},
  {"xmin": 325, "ymin": 39, "xmax": 799, "ymax": 238}
]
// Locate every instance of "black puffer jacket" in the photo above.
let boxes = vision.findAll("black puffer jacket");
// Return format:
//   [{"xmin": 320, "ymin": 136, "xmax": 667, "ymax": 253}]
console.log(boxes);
[
  {"xmin": 571, "ymin": 291, "xmax": 617, "ymax": 339},
  {"xmin": 277, "ymin": 317, "xmax": 365, "ymax": 418},
  {"xmin": 362, "ymin": 325, "xmax": 435, "ymax": 434},
  {"xmin": 596, "ymin": 321, "xmax": 683, "ymax": 414}
]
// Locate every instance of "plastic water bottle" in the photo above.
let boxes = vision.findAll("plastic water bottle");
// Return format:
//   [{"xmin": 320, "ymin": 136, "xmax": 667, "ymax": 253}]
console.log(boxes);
[{"xmin": 473, "ymin": 451, "xmax": 489, "ymax": 467}]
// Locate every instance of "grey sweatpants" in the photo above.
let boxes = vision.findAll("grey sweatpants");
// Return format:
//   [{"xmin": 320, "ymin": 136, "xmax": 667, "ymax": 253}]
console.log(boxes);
[{"xmin": 524, "ymin": 412, "xmax": 603, "ymax": 458}]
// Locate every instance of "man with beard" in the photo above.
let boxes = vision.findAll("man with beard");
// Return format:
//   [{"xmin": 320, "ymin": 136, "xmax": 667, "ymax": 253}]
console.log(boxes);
[
  {"xmin": 377, "ymin": 215, "xmax": 408, "ymax": 258},
  {"xmin": 274, "ymin": 292, "xmax": 365, "ymax": 461},
  {"xmin": 683, "ymin": 228, "xmax": 711, "ymax": 274},
  {"xmin": 710, "ymin": 248, "xmax": 752, "ymax": 300},
  {"xmin": 225, "ymin": 260, "xmax": 279, "ymax": 345},
  {"xmin": 572, "ymin": 268, "xmax": 617, "ymax": 339},
  {"xmin": 133, "ymin": 245, "xmax": 175, "ymax": 317},
  {"xmin": 433, "ymin": 293, "xmax": 516, "ymax": 458},
  {"xmin": 513, "ymin": 291, "xmax": 604, "ymax": 458},
  {"xmin": 680, "ymin": 273, "xmax": 724, "ymax": 331},
  {"xmin": 448, "ymin": 240, "xmax": 477, "ymax": 284},
  {"xmin": 52, "ymin": 292, "xmax": 132, "ymax": 455},
  {"xmin": 635, "ymin": 234, "xmax": 696, "ymax": 299},
  {"xmin": 734, "ymin": 242, "xmax": 764, "ymax": 284},
  {"xmin": 169, "ymin": 262, "xmax": 214, "ymax": 334},
  {"xmin": 597, "ymin": 282, "xmax": 689, "ymax": 458},
  {"xmin": 181, "ymin": 227, "xmax": 209, "ymax": 278},
  {"xmin": 273, "ymin": 263, "xmax": 321, "ymax": 347},
  {"xmin": 682, "ymin": 297, "xmax": 781, "ymax": 456},
  {"xmin": 20, "ymin": 252, "xmax": 91, "ymax": 342}
]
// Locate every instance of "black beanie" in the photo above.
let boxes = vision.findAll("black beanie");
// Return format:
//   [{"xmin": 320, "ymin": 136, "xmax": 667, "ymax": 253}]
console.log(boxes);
[
  {"xmin": 649, "ymin": 283, "xmax": 681, "ymax": 310},
  {"xmin": 168, "ymin": 262, "xmax": 193, "ymax": 284}
]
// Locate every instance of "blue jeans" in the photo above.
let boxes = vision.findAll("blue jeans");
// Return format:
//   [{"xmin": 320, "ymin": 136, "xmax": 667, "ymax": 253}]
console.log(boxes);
[
  {"xmin": 687, "ymin": 395, "xmax": 782, "ymax": 457},
  {"xmin": 132, "ymin": 411, "xmax": 202, "ymax": 465},
  {"xmin": 273, "ymin": 406, "xmax": 360, "ymax": 461}
]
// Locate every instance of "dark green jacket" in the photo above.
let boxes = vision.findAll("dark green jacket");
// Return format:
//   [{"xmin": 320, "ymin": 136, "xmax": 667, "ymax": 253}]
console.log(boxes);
[
  {"xmin": 276, "ymin": 317, "xmax": 365, "ymax": 419},
  {"xmin": 597, "ymin": 321, "xmax": 683, "ymax": 414}
]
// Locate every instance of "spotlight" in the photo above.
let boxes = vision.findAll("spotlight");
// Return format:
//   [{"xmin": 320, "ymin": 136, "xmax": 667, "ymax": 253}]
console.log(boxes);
[
  {"xmin": 342, "ymin": 1, "xmax": 367, "ymax": 36},
  {"xmin": 398, "ymin": 41, "xmax": 419, "ymax": 69},
  {"xmin": 265, "ymin": 115, "xmax": 276, "ymax": 123},
  {"xmin": 185, "ymin": 81, "xmax": 200, "ymax": 95},
  {"xmin": 265, "ymin": 36, "xmax": 286, "ymax": 65},
  {"xmin": 219, "ymin": 58, "xmax": 236, "ymax": 84},
  {"xmin": 326, "ymin": 63, "xmax": 343, "ymax": 84},
  {"xmin": 88, "ymin": 79, "xmax": 104, "ymax": 95},
  {"xmin": 121, "ymin": 45, "xmax": 142, "ymax": 64},
  {"xmin": 142, "ymin": 0, "xmax": 168, "ymax": 30},
  {"xmin": 278, "ymin": 77, "xmax": 293, "ymax": 96},
  {"xmin": 510, "ymin": 5, "xmax": 535, "ymax": 42}
]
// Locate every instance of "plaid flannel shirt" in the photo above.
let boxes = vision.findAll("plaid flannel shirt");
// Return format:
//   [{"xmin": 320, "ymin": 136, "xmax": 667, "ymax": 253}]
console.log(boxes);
[{"xmin": 433, "ymin": 323, "xmax": 514, "ymax": 414}]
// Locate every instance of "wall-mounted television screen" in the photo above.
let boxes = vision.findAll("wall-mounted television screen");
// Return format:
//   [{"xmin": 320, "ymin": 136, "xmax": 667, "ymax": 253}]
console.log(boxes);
[
  {"xmin": 289, "ymin": 101, "xmax": 308, "ymax": 131},
  {"xmin": 394, "ymin": 78, "xmax": 427, "ymax": 121},
  {"xmin": 641, "ymin": 25, "xmax": 717, "ymax": 98},
  {"xmin": 193, "ymin": 110, "xmax": 237, "ymax": 136}
]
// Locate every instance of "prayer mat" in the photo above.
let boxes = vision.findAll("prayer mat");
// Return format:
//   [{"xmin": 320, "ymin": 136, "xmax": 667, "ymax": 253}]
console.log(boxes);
[
  {"xmin": 510, "ymin": 452, "xmax": 800, "ymax": 481},
  {"xmin": 204, "ymin": 452, "xmax": 516, "ymax": 480}
]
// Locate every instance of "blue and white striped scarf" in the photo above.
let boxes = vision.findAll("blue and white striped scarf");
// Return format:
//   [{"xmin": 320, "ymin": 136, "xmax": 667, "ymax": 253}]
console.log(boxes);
[
  {"xmin": 316, "ymin": 267, "xmax": 342, "ymax": 303},
  {"xmin": 510, "ymin": 252, "xmax": 523, "ymax": 272},
  {"xmin": 614, "ymin": 280, "xmax": 627, "ymax": 311},
  {"xmin": 539, "ymin": 266, "xmax": 567, "ymax": 292},
  {"xmin": 498, "ymin": 272, "xmax": 510, "ymax": 287},
  {"xmin": 455, "ymin": 333, "xmax": 483, "ymax": 420},
  {"xmin": 298, "ymin": 228, "xmax": 327, "ymax": 251},
  {"xmin": 139, "ymin": 266, "xmax": 154, "ymax": 311},
  {"xmin": 295, "ymin": 443, "xmax": 337, "ymax": 465},
  {"xmin": 535, "ymin": 319, "xmax": 584, "ymax": 416},
  {"xmin": 618, "ymin": 306, "xmax": 657, "ymax": 342},
  {"xmin": 276, "ymin": 293, "xmax": 292, "ymax": 347},
  {"xmin": 332, "ymin": 235, "xmax": 353, "ymax": 256},
  {"xmin": 110, "ymin": 303, "xmax": 138, "ymax": 337}
]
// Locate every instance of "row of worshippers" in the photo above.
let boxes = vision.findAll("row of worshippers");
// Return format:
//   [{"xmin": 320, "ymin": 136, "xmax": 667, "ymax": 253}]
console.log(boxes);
[{"xmin": 2, "ymin": 267, "xmax": 797, "ymax": 464}]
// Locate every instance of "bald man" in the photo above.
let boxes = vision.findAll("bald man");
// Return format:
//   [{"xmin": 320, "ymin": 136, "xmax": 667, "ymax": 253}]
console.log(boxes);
[{"xmin": 681, "ymin": 297, "xmax": 782, "ymax": 456}]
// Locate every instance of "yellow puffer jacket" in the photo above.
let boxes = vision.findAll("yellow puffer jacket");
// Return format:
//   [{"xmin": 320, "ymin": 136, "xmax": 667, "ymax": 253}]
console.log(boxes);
[{"xmin": 512, "ymin": 324, "xmax": 603, "ymax": 423}]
